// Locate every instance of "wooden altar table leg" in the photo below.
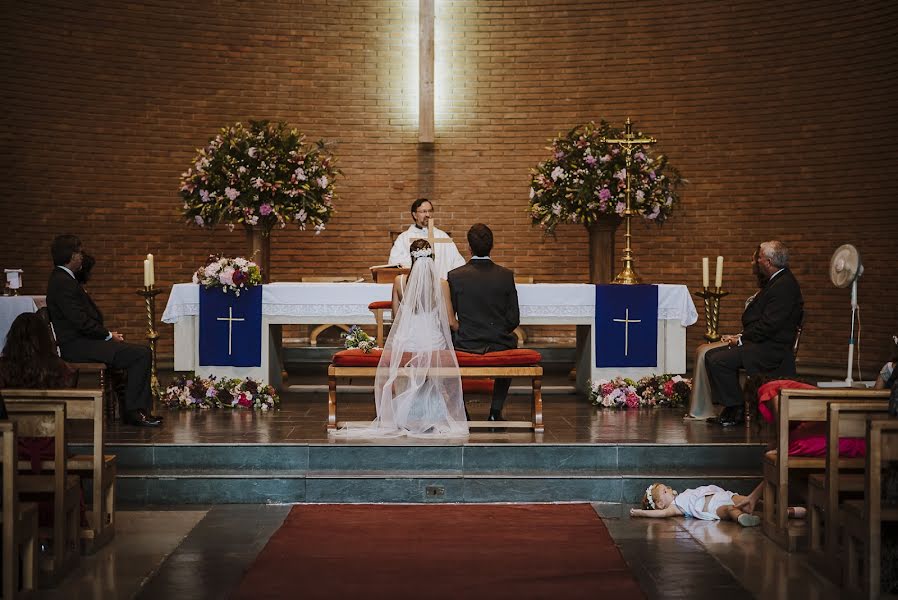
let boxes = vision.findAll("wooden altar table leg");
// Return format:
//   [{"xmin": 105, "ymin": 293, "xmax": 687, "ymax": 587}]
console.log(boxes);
[{"xmin": 310, "ymin": 324, "xmax": 351, "ymax": 347}]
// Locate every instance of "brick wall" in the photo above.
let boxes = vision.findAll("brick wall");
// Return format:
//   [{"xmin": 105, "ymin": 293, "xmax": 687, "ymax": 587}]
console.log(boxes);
[{"xmin": 2, "ymin": 0, "xmax": 896, "ymax": 375}]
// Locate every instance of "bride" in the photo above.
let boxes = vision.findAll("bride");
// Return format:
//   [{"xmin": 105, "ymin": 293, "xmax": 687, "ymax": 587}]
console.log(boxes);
[{"xmin": 332, "ymin": 239, "xmax": 468, "ymax": 438}]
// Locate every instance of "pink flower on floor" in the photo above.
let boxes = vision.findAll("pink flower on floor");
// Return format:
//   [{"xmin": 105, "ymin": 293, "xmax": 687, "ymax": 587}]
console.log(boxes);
[
  {"xmin": 625, "ymin": 391, "xmax": 640, "ymax": 409},
  {"xmin": 237, "ymin": 393, "xmax": 252, "ymax": 408},
  {"xmin": 663, "ymin": 379, "xmax": 675, "ymax": 397}
]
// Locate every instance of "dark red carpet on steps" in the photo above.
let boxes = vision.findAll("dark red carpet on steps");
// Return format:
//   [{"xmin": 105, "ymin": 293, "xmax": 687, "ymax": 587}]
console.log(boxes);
[{"xmin": 232, "ymin": 503, "xmax": 644, "ymax": 600}]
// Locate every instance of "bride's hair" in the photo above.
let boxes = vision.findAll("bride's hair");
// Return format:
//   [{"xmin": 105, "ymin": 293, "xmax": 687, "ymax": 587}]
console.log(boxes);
[{"xmin": 409, "ymin": 239, "xmax": 433, "ymax": 265}]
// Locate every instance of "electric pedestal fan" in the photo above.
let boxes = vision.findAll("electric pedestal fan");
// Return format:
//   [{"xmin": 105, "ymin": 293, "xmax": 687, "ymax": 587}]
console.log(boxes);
[{"xmin": 820, "ymin": 244, "xmax": 864, "ymax": 386}]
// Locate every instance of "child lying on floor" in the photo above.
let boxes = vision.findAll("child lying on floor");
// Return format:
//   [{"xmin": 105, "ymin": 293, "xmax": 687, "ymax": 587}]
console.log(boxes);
[{"xmin": 629, "ymin": 482, "xmax": 806, "ymax": 527}]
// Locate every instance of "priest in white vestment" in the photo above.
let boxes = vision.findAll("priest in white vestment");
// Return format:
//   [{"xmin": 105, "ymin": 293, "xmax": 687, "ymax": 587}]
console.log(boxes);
[{"xmin": 388, "ymin": 198, "xmax": 465, "ymax": 280}]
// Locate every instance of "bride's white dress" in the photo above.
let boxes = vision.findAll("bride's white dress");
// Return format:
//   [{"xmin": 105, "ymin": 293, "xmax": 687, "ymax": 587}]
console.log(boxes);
[{"xmin": 330, "ymin": 256, "xmax": 467, "ymax": 438}]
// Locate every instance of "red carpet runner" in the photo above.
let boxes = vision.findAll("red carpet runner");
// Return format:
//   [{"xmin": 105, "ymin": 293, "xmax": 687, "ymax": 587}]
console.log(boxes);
[{"xmin": 232, "ymin": 503, "xmax": 644, "ymax": 600}]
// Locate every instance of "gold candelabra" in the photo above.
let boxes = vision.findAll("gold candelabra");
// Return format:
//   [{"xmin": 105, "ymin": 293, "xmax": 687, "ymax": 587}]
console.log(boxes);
[
  {"xmin": 601, "ymin": 118, "xmax": 657, "ymax": 285},
  {"xmin": 694, "ymin": 287, "xmax": 729, "ymax": 342},
  {"xmin": 136, "ymin": 287, "xmax": 162, "ymax": 398}
]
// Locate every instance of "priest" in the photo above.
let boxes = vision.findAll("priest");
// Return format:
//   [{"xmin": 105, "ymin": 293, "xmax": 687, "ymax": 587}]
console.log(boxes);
[{"xmin": 388, "ymin": 198, "xmax": 465, "ymax": 279}]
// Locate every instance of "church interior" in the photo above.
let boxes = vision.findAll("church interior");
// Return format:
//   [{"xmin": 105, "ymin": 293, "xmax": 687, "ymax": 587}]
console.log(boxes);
[{"xmin": 1, "ymin": 1, "xmax": 897, "ymax": 598}]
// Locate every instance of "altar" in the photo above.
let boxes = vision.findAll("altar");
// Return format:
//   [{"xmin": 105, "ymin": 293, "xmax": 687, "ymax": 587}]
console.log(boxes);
[{"xmin": 162, "ymin": 282, "xmax": 697, "ymax": 389}]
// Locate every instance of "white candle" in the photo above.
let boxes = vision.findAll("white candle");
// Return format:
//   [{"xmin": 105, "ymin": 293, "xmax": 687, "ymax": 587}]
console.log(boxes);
[
  {"xmin": 702, "ymin": 257, "xmax": 709, "ymax": 289},
  {"xmin": 146, "ymin": 253, "xmax": 155, "ymax": 287},
  {"xmin": 715, "ymin": 256, "xmax": 724, "ymax": 289},
  {"xmin": 143, "ymin": 259, "xmax": 151, "ymax": 288}
]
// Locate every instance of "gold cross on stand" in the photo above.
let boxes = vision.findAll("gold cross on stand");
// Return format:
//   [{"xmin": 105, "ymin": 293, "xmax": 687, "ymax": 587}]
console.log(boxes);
[
  {"xmin": 408, "ymin": 218, "xmax": 455, "ymax": 250},
  {"xmin": 612, "ymin": 307, "xmax": 642, "ymax": 356},
  {"xmin": 216, "ymin": 306, "xmax": 245, "ymax": 356},
  {"xmin": 601, "ymin": 118, "xmax": 657, "ymax": 285}
]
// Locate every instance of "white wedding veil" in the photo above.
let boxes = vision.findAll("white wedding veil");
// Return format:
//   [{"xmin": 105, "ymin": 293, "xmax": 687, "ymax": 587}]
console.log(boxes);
[{"xmin": 331, "ymin": 254, "xmax": 467, "ymax": 438}]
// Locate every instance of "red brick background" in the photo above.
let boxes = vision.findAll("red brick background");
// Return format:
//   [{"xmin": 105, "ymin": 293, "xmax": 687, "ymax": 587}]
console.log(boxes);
[{"xmin": 2, "ymin": 1, "xmax": 896, "ymax": 375}]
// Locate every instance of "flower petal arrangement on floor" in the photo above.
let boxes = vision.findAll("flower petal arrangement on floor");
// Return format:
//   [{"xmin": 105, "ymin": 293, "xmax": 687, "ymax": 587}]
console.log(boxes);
[
  {"xmin": 162, "ymin": 374, "xmax": 279, "ymax": 411},
  {"xmin": 590, "ymin": 374, "xmax": 691, "ymax": 409}
]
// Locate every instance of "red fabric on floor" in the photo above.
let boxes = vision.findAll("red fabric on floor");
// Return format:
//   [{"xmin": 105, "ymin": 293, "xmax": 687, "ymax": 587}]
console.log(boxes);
[{"xmin": 232, "ymin": 504, "xmax": 644, "ymax": 600}]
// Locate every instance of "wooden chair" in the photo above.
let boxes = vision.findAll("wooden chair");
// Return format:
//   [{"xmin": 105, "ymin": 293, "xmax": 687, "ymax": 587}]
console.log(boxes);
[
  {"xmin": 37, "ymin": 306, "xmax": 122, "ymax": 421},
  {"xmin": 806, "ymin": 400, "xmax": 889, "ymax": 581},
  {"xmin": 761, "ymin": 388, "xmax": 889, "ymax": 551},
  {"xmin": 4, "ymin": 388, "xmax": 115, "ymax": 554},
  {"xmin": 0, "ymin": 421, "xmax": 39, "ymax": 599},
  {"xmin": 6, "ymin": 401, "xmax": 81, "ymax": 584},
  {"xmin": 744, "ymin": 309, "xmax": 805, "ymax": 427},
  {"xmin": 841, "ymin": 416, "xmax": 898, "ymax": 599}
]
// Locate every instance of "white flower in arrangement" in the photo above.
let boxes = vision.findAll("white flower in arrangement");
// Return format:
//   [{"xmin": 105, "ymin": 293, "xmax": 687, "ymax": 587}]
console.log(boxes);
[
  {"xmin": 529, "ymin": 187, "xmax": 536, "ymax": 199},
  {"xmin": 246, "ymin": 214, "xmax": 259, "ymax": 225},
  {"xmin": 316, "ymin": 175, "xmax": 328, "ymax": 189},
  {"xmin": 238, "ymin": 165, "xmax": 247, "ymax": 174},
  {"xmin": 248, "ymin": 147, "xmax": 257, "ymax": 158},
  {"xmin": 551, "ymin": 203, "xmax": 562, "ymax": 216},
  {"xmin": 294, "ymin": 166, "xmax": 307, "ymax": 180},
  {"xmin": 225, "ymin": 187, "xmax": 240, "ymax": 200},
  {"xmin": 550, "ymin": 166, "xmax": 566, "ymax": 181},
  {"xmin": 296, "ymin": 209, "xmax": 307, "ymax": 223},
  {"xmin": 314, "ymin": 223, "xmax": 325, "ymax": 235},
  {"xmin": 218, "ymin": 267, "xmax": 236, "ymax": 287}
]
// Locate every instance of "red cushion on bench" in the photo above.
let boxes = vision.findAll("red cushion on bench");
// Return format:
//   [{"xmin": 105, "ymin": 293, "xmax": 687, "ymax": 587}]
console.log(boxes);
[
  {"xmin": 455, "ymin": 349, "xmax": 542, "ymax": 367},
  {"xmin": 332, "ymin": 348, "xmax": 542, "ymax": 368},
  {"xmin": 368, "ymin": 301, "xmax": 392, "ymax": 310},
  {"xmin": 333, "ymin": 348, "xmax": 383, "ymax": 367},
  {"xmin": 462, "ymin": 379, "xmax": 495, "ymax": 394}
]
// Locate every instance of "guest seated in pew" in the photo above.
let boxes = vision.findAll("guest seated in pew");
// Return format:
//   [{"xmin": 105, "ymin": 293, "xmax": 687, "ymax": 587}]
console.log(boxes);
[
  {"xmin": 874, "ymin": 335, "xmax": 897, "ymax": 390},
  {"xmin": 705, "ymin": 241, "xmax": 804, "ymax": 427},
  {"xmin": 46, "ymin": 235, "xmax": 161, "ymax": 427},
  {"xmin": 0, "ymin": 312, "xmax": 75, "ymax": 389},
  {"xmin": 332, "ymin": 239, "xmax": 468, "ymax": 437},
  {"xmin": 448, "ymin": 223, "xmax": 520, "ymax": 422},
  {"xmin": 630, "ymin": 482, "xmax": 805, "ymax": 526}
]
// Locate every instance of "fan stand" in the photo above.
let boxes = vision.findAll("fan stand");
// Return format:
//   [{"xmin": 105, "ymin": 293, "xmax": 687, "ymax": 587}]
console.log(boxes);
[{"xmin": 818, "ymin": 269, "xmax": 867, "ymax": 388}]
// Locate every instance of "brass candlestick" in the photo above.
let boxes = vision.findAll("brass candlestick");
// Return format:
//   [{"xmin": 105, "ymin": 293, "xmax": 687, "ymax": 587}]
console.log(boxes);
[
  {"xmin": 601, "ymin": 118, "xmax": 657, "ymax": 285},
  {"xmin": 136, "ymin": 287, "xmax": 163, "ymax": 398},
  {"xmin": 694, "ymin": 287, "xmax": 729, "ymax": 342}
]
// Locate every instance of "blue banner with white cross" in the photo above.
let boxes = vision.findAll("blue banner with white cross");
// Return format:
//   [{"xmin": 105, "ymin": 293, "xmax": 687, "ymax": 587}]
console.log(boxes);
[
  {"xmin": 199, "ymin": 285, "xmax": 262, "ymax": 367},
  {"xmin": 595, "ymin": 284, "xmax": 658, "ymax": 367}
]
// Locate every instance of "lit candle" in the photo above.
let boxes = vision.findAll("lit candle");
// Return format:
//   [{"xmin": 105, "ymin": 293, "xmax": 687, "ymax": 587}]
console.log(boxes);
[
  {"xmin": 702, "ymin": 257, "xmax": 709, "ymax": 289},
  {"xmin": 715, "ymin": 256, "xmax": 724, "ymax": 289},
  {"xmin": 146, "ymin": 253, "xmax": 155, "ymax": 287},
  {"xmin": 143, "ymin": 259, "xmax": 151, "ymax": 288}
]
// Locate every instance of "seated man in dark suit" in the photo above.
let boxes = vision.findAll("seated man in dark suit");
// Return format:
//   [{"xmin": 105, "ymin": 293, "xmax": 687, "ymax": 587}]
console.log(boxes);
[
  {"xmin": 447, "ymin": 224, "xmax": 520, "ymax": 422},
  {"xmin": 46, "ymin": 235, "xmax": 161, "ymax": 427},
  {"xmin": 705, "ymin": 240, "xmax": 804, "ymax": 426}
]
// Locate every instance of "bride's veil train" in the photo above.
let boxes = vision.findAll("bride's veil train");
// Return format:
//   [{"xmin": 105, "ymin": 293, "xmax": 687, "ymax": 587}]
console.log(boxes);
[{"xmin": 331, "ymin": 254, "xmax": 468, "ymax": 438}]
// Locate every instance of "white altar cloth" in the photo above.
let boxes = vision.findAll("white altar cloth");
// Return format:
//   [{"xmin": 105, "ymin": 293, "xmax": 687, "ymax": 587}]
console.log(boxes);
[{"xmin": 162, "ymin": 282, "xmax": 697, "ymax": 387}]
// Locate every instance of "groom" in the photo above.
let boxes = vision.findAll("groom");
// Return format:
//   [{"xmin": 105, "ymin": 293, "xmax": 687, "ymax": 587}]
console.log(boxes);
[{"xmin": 448, "ymin": 223, "xmax": 520, "ymax": 421}]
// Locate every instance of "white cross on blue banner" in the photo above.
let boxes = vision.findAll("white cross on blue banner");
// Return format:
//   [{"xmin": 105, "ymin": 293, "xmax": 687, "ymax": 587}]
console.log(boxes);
[
  {"xmin": 199, "ymin": 285, "xmax": 262, "ymax": 367},
  {"xmin": 595, "ymin": 284, "xmax": 658, "ymax": 367}
]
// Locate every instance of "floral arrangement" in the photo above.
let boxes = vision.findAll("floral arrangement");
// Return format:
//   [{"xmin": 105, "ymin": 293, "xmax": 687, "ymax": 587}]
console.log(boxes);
[
  {"xmin": 342, "ymin": 325, "xmax": 377, "ymax": 353},
  {"xmin": 528, "ymin": 121, "xmax": 683, "ymax": 235},
  {"xmin": 192, "ymin": 255, "xmax": 263, "ymax": 296},
  {"xmin": 180, "ymin": 120, "xmax": 339, "ymax": 234},
  {"xmin": 161, "ymin": 374, "xmax": 278, "ymax": 411},
  {"xmin": 590, "ymin": 374, "xmax": 692, "ymax": 409}
]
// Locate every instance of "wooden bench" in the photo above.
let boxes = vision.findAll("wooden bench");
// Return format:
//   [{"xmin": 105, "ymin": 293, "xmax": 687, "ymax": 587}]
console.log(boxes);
[
  {"xmin": 0, "ymin": 421, "xmax": 39, "ymax": 598},
  {"xmin": 328, "ymin": 348, "xmax": 544, "ymax": 432},
  {"xmin": 6, "ymin": 401, "xmax": 81, "ymax": 584},
  {"xmin": 841, "ymin": 417, "xmax": 898, "ymax": 599},
  {"xmin": 762, "ymin": 388, "xmax": 889, "ymax": 551},
  {"xmin": 4, "ymin": 388, "xmax": 116, "ymax": 554},
  {"xmin": 806, "ymin": 400, "xmax": 889, "ymax": 581}
]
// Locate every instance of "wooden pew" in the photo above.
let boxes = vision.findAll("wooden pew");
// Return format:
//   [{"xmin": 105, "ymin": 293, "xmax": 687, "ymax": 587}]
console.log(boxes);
[
  {"xmin": 3, "ymin": 389, "xmax": 115, "ymax": 554},
  {"xmin": 762, "ymin": 388, "xmax": 889, "ymax": 551},
  {"xmin": 0, "ymin": 421, "xmax": 39, "ymax": 599},
  {"xmin": 5, "ymin": 401, "xmax": 81, "ymax": 584},
  {"xmin": 841, "ymin": 416, "xmax": 898, "ymax": 599},
  {"xmin": 806, "ymin": 400, "xmax": 889, "ymax": 581}
]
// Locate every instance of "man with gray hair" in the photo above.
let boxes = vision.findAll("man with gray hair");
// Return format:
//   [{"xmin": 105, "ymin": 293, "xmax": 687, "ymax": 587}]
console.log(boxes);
[{"xmin": 705, "ymin": 241, "xmax": 804, "ymax": 426}]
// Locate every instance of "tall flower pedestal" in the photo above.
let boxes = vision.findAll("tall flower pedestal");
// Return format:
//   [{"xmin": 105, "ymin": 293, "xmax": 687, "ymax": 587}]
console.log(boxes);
[
  {"xmin": 587, "ymin": 216, "xmax": 621, "ymax": 284},
  {"xmin": 246, "ymin": 225, "xmax": 271, "ymax": 283}
]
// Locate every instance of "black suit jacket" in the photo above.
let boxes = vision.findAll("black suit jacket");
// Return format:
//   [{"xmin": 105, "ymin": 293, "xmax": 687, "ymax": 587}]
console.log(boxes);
[
  {"xmin": 46, "ymin": 267, "xmax": 114, "ymax": 360},
  {"xmin": 447, "ymin": 259, "xmax": 520, "ymax": 354},
  {"xmin": 740, "ymin": 268, "xmax": 804, "ymax": 374}
]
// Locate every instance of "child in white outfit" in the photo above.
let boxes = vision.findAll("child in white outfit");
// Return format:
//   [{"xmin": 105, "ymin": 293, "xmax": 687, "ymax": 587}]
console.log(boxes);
[{"xmin": 630, "ymin": 482, "xmax": 761, "ymax": 527}]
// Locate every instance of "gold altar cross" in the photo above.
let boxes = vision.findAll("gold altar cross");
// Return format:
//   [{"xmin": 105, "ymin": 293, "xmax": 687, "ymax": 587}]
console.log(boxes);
[
  {"xmin": 612, "ymin": 307, "xmax": 642, "ymax": 356},
  {"xmin": 216, "ymin": 306, "xmax": 245, "ymax": 356},
  {"xmin": 601, "ymin": 118, "xmax": 658, "ymax": 285},
  {"xmin": 408, "ymin": 218, "xmax": 455, "ymax": 248}
]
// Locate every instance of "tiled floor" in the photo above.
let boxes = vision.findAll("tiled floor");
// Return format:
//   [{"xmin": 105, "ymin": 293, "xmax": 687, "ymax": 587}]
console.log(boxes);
[{"xmin": 32, "ymin": 503, "xmax": 846, "ymax": 600}]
